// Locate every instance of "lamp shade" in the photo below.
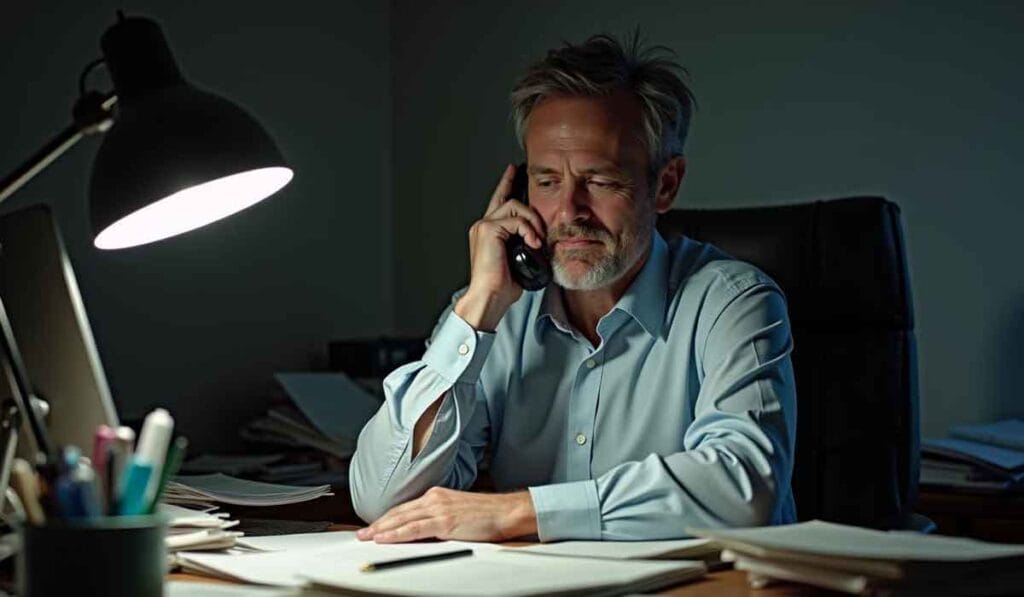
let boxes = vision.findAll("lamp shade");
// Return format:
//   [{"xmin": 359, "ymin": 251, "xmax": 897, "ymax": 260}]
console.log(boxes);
[{"xmin": 90, "ymin": 16, "xmax": 292, "ymax": 249}]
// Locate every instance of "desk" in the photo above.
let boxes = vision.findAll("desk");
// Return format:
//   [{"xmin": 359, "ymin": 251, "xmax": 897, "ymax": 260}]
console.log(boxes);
[
  {"xmin": 916, "ymin": 487, "xmax": 1024, "ymax": 543},
  {"xmin": 170, "ymin": 525, "xmax": 835, "ymax": 596}
]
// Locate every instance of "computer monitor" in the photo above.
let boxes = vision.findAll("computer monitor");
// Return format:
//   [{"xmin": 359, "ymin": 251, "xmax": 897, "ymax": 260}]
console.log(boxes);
[{"xmin": 0, "ymin": 204, "xmax": 119, "ymax": 461}]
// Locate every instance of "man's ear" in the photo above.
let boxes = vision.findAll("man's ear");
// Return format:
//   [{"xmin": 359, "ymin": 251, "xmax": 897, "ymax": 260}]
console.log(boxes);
[{"xmin": 653, "ymin": 156, "xmax": 686, "ymax": 214}]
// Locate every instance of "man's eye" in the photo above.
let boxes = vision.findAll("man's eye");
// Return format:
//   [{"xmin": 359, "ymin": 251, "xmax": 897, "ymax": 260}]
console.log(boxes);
[
  {"xmin": 536, "ymin": 179, "xmax": 556, "ymax": 188},
  {"xmin": 588, "ymin": 179, "xmax": 618, "ymax": 189}
]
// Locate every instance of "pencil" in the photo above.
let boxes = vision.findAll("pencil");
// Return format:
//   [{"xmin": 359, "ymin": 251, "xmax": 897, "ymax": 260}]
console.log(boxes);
[{"xmin": 359, "ymin": 548, "xmax": 473, "ymax": 572}]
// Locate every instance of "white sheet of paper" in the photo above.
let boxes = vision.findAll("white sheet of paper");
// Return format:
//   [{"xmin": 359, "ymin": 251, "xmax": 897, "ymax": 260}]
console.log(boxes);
[
  {"xmin": 166, "ymin": 580, "xmax": 300, "ymax": 596},
  {"xmin": 302, "ymin": 550, "xmax": 705, "ymax": 596},
  {"xmin": 512, "ymin": 537, "xmax": 715, "ymax": 560},
  {"xmin": 179, "ymin": 539, "xmax": 497, "ymax": 587}
]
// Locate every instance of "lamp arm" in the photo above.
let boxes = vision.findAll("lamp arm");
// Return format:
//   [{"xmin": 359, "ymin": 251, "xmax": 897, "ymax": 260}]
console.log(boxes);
[{"xmin": 0, "ymin": 92, "xmax": 117, "ymax": 205}]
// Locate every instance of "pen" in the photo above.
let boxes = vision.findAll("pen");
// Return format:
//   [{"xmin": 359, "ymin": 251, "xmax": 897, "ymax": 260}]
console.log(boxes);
[
  {"xmin": 72, "ymin": 461, "xmax": 102, "ymax": 518},
  {"xmin": 359, "ymin": 549, "xmax": 474, "ymax": 572},
  {"xmin": 147, "ymin": 436, "xmax": 187, "ymax": 514}
]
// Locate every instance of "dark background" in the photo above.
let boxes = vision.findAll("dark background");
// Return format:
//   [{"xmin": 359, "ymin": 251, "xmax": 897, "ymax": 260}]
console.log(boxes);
[{"xmin": 1, "ymin": 1, "xmax": 1021, "ymax": 453}]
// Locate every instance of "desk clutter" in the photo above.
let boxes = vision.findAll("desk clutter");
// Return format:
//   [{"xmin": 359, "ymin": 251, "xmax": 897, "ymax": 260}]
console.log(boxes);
[
  {"xmin": 9, "ymin": 408, "xmax": 182, "ymax": 523},
  {"xmin": 171, "ymin": 531, "xmax": 710, "ymax": 595},
  {"xmin": 921, "ymin": 418, "xmax": 1024, "ymax": 491},
  {"xmin": 693, "ymin": 520, "xmax": 1024, "ymax": 595},
  {"xmin": 182, "ymin": 372, "xmax": 381, "ymax": 489}
]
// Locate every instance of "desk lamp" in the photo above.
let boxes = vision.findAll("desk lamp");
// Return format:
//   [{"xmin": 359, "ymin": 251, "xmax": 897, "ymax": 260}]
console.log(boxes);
[{"xmin": 0, "ymin": 13, "xmax": 292, "ymax": 473}]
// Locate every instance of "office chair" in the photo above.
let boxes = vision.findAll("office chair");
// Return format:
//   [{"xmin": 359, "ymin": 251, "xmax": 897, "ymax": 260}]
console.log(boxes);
[{"xmin": 657, "ymin": 196, "xmax": 921, "ymax": 530}]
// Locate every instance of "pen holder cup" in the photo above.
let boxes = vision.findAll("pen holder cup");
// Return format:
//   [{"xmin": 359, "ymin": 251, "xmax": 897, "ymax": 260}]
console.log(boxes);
[{"xmin": 17, "ymin": 514, "xmax": 168, "ymax": 597}]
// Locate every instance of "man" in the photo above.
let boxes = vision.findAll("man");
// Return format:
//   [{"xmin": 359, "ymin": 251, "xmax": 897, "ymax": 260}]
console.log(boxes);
[{"xmin": 351, "ymin": 33, "xmax": 797, "ymax": 543}]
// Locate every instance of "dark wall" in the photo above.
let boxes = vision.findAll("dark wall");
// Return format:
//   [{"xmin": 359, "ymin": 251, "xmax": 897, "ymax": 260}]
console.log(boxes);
[
  {"xmin": 3, "ymin": 1, "xmax": 1021, "ymax": 453},
  {"xmin": 0, "ymin": 1, "xmax": 392, "ymax": 452},
  {"xmin": 391, "ymin": 0, "xmax": 1024, "ymax": 438}
]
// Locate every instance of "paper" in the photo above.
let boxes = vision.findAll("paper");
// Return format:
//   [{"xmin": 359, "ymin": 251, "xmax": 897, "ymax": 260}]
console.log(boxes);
[
  {"xmin": 303, "ymin": 550, "xmax": 706, "ymax": 596},
  {"xmin": 235, "ymin": 531, "xmax": 362, "ymax": 552},
  {"xmin": 160, "ymin": 503, "xmax": 234, "ymax": 528},
  {"xmin": 922, "ymin": 437, "xmax": 1024, "ymax": 475},
  {"xmin": 274, "ymin": 372, "xmax": 380, "ymax": 440},
  {"xmin": 167, "ymin": 473, "xmax": 332, "ymax": 507},
  {"xmin": 178, "ymin": 539, "xmax": 497, "ymax": 587},
  {"xmin": 513, "ymin": 537, "xmax": 717, "ymax": 560},
  {"xmin": 166, "ymin": 581, "xmax": 300, "ymax": 596},
  {"xmin": 691, "ymin": 520, "xmax": 1024, "ymax": 563},
  {"xmin": 950, "ymin": 419, "xmax": 1024, "ymax": 452}
]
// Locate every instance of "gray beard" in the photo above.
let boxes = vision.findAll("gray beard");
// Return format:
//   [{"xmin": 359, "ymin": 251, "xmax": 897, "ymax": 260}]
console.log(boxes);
[{"xmin": 552, "ymin": 226, "xmax": 651, "ymax": 291}]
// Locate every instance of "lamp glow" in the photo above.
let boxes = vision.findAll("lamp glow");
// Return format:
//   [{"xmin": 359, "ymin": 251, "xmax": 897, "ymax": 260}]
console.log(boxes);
[{"xmin": 94, "ymin": 166, "xmax": 293, "ymax": 249}]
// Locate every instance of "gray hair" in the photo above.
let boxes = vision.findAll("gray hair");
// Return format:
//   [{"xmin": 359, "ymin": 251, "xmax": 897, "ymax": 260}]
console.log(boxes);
[{"xmin": 510, "ymin": 32, "xmax": 696, "ymax": 179}]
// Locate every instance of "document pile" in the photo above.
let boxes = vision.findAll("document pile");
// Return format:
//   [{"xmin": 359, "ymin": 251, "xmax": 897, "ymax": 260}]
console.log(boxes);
[
  {"xmin": 237, "ymin": 372, "xmax": 381, "ymax": 482},
  {"xmin": 164, "ymin": 473, "xmax": 332, "ymax": 509},
  {"xmin": 162, "ymin": 503, "xmax": 241, "ymax": 552},
  {"xmin": 693, "ymin": 520, "xmax": 1024, "ymax": 595},
  {"xmin": 180, "ymin": 453, "xmax": 325, "ymax": 484},
  {"xmin": 921, "ymin": 418, "xmax": 1024, "ymax": 491},
  {"xmin": 174, "ymin": 531, "xmax": 708, "ymax": 596}
]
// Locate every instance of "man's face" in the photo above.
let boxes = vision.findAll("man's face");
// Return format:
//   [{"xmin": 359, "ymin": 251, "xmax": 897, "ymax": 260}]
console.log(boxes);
[{"xmin": 524, "ymin": 91, "xmax": 665, "ymax": 291}]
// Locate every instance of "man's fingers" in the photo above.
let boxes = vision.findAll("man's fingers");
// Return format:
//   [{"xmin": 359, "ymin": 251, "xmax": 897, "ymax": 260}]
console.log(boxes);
[
  {"xmin": 374, "ymin": 519, "xmax": 437, "ymax": 544},
  {"xmin": 368, "ymin": 502, "xmax": 430, "ymax": 535},
  {"xmin": 485, "ymin": 164, "xmax": 517, "ymax": 215},
  {"xmin": 488, "ymin": 199, "xmax": 546, "ymax": 240},
  {"xmin": 494, "ymin": 215, "xmax": 544, "ymax": 249}
]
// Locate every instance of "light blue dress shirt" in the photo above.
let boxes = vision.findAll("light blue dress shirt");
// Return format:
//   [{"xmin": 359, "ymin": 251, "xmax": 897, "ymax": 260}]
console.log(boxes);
[{"xmin": 350, "ymin": 232, "xmax": 797, "ymax": 541}]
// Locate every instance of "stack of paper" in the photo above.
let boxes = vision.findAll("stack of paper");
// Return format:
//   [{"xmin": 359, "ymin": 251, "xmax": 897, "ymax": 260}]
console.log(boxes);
[
  {"xmin": 174, "ymin": 531, "xmax": 707, "ymax": 595},
  {"xmin": 160, "ymin": 503, "xmax": 242, "ymax": 552},
  {"xmin": 240, "ymin": 372, "xmax": 381, "ymax": 462},
  {"xmin": 692, "ymin": 520, "xmax": 1024, "ymax": 595},
  {"xmin": 164, "ymin": 473, "xmax": 332, "ymax": 509},
  {"xmin": 922, "ymin": 419, "xmax": 1024, "ymax": 491}
]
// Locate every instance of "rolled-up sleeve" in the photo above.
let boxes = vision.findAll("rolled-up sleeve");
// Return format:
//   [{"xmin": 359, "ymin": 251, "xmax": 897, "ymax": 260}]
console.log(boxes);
[
  {"xmin": 349, "ymin": 306, "xmax": 494, "ymax": 523},
  {"xmin": 528, "ymin": 281, "xmax": 797, "ymax": 542}
]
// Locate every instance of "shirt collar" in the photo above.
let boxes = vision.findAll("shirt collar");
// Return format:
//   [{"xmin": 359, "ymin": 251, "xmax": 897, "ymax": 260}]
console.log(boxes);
[{"xmin": 534, "ymin": 231, "xmax": 669, "ymax": 341}]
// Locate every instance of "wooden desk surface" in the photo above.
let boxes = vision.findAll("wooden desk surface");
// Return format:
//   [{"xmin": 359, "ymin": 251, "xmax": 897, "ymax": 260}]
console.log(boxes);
[{"xmin": 170, "ymin": 525, "xmax": 836, "ymax": 596}]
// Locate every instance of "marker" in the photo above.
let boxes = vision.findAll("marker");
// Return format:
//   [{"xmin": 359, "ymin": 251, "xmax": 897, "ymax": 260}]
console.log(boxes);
[
  {"xmin": 118, "ymin": 409, "xmax": 174, "ymax": 515},
  {"xmin": 109, "ymin": 426, "xmax": 135, "ymax": 510},
  {"xmin": 92, "ymin": 425, "xmax": 116, "ymax": 512}
]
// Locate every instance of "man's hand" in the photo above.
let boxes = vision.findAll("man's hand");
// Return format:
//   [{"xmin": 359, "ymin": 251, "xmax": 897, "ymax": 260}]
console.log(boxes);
[
  {"xmin": 356, "ymin": 487, "xmax": 537, "ymax": 543},
  {"xmin": 454, "ymin": 164, "xmax": 546, "ymax": 332}
]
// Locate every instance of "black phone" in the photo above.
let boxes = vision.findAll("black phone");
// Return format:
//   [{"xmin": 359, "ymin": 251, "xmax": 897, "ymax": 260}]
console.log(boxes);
[{"xmin": 505, "ymin": 163, "xmax": 552, "ymax": 291}]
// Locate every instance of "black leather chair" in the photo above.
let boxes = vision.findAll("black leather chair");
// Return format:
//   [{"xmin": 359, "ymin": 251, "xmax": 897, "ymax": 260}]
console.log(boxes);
[{"xmin": 657, "ymin": 196, "xmax": 920, "ymax": 530}]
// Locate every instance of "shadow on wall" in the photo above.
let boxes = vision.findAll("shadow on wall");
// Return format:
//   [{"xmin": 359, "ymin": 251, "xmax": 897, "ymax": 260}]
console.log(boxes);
[{"xmin": 993, "ymin": 296, "xmax": 1024, "ymax": 420}]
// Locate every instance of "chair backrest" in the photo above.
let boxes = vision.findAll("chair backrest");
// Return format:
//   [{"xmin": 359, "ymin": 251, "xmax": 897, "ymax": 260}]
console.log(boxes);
[{"xmin": 657, "ymin": 196, "xmax": 919, "ymax": 529}]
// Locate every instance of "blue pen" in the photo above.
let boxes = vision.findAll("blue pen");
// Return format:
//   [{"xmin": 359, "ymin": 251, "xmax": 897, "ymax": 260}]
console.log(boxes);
[
  {"xmin": 73, "ymin": 463, "xmax": 102, "ymax": 518},
  {"xmin": 54, "ymin": 475, "xmax": 83, "ymax": 518}
]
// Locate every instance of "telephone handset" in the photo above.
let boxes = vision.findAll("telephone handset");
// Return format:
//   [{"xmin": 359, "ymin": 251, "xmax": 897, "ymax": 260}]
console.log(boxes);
[{"xmin": 504, "ymin": 163, "xmax": 552, "ymax": 291}]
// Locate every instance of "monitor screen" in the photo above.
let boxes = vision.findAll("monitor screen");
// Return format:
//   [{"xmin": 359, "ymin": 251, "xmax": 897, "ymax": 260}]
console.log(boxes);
[{"xmin": 0, "ymin": 204, "xmax": 118, "ymax": 457}]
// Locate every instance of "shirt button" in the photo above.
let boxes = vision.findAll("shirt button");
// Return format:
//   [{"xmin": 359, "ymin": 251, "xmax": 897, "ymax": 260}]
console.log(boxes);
[
  {"xmin": 585, "ymin": 358, "xmax": 596, "ymax": 369},
  {"xmin": 457, "ymin": 343, "xmax": 469, "ymax": 356},
  {"xmin": 575, "ymin": 433, "xmax": 587, "ymax": 446}
]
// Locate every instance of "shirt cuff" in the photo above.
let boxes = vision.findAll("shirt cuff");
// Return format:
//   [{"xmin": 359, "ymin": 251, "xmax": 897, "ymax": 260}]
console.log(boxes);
[
  {"xmin": 422, "ymin": 311, "xmax": 496, "ymax": 384},
  {"xmin": 528, "ymin": 480, "xmax": 602, "ymax": 542}
]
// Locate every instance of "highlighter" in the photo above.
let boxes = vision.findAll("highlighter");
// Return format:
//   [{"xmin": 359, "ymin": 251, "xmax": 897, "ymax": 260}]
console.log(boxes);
[{"xmin": 117, "ymin": 408, "xmax": 174, "ymax": 515}]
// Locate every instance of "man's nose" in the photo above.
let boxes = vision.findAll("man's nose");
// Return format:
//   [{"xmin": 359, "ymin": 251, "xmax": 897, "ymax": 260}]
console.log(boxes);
[{"xmin": 555, "ymin": 179, "xmax": 591, "ymax": 224}]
